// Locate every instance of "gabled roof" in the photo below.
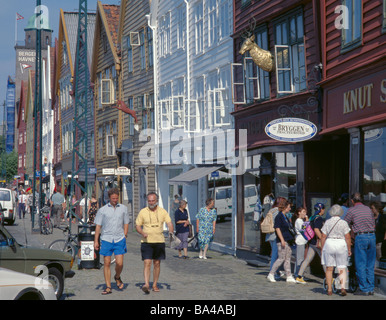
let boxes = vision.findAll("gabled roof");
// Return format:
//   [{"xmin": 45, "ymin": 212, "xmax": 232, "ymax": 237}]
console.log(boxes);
[
  {"xmin": 55, "ymin": 10, "xmax": 77, "ymax": 91},
  {"xmin": 91, "ymin": 2, "xmax": 121, "ymax": 82}
]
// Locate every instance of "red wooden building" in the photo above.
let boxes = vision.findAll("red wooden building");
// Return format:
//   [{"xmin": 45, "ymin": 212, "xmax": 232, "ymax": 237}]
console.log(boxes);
[
  {"xmin": 320, "ymin": 0, "xmax": 386, "ymax": 201},
  {"xmin": 232, "ymin": 0, "xmax": 332, "ymax": 255}
]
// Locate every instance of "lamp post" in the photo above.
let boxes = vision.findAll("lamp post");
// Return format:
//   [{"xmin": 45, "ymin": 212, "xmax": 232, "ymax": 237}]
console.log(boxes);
[{"xmin": 32, "ymin": 0, "xmax": 42, "ymax": 230}]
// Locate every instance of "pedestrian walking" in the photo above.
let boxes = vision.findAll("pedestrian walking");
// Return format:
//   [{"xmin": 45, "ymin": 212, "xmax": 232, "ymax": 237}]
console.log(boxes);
[
  {"xmin": 293, "ymin": 207, "xmax": 308, "ymax": 278},
  {"xmin": 267, "ymin": 198, "xmax": 296, "ymax": 283},
  {"xmin": 296, "ymin": 203, "xmax": 326, "ymax": 284},
  {"xmin": 344, "ymin": 192, "xmax": 376, "ymax": 296},
  {"xmin": 174, "ymin": 200, "xmax": 190, "ymax": 259},
  {"xmin": 321, "ymin": 204, "xmax": 351, "ymax": 296},
  {"xmin": 264, "ymin": 197, "xmax": 284, "ymax": 280},
  {"xmin": 94, "ymin": 188, "xmax": 130, "ymax": 295},
  {"xmin": 18, "ymin": 189, "xmax": 27, "ymax": 219},
  {"xmin": 135, "ymin": 192, "xmax": 174, "ymax": 294},
  {"xmin": 196, "ymin": 198, "xmax": 217, "ymax": 259},
  {"xmin": 87, "ymin": 193, "xmax": 99, "ymax": 225},
  {"xmin": 50, "ymin": 187, "xmax": 66, "ymax": 227}
]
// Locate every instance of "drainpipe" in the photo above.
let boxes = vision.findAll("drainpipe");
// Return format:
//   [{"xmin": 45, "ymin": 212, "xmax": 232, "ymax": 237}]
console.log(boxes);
[
  {"xmin": 146, "ymin": 3, "xmax": 159, "ymax": 195},
  {"xmin": 184, "ymin": 0, "xmax": 190, "ymax": 102}
]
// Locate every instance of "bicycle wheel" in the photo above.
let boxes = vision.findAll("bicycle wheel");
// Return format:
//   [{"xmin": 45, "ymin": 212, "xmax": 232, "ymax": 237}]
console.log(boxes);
[
  {"xmin": 49, "ymin": 239, "xmax": 76, "ymax": 259},
  {"xmin": 47, "ymin": 219, "xmax": 54, "ymax": 234}
]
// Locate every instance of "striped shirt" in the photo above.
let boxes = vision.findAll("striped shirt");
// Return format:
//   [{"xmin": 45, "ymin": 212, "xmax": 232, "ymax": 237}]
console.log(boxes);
[{"xmin": 344, "ymin": 203, "xmax": 375, "ymax": 234}]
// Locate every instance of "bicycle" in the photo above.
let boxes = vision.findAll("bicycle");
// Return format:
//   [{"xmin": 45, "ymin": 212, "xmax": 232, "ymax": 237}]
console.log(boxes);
[
  {"xmin": 39, "ymin": 206, "xmax": 53, "ymax": 235},
  {"xmin": 48, "ymin": 224, "xmax": 116, "ymax": 265}
]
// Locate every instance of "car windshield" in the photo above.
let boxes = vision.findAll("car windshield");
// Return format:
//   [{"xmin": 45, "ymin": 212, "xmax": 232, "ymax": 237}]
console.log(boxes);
[{"xmin": 0, "ymin": 191, "xmax": 10, "ymax": 201}]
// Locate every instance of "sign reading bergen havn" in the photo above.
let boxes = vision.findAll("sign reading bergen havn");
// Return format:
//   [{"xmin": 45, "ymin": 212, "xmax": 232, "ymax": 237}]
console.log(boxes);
[{"xmin": 265, "ymin": 118, "xmax": 317, "ymax": 142}]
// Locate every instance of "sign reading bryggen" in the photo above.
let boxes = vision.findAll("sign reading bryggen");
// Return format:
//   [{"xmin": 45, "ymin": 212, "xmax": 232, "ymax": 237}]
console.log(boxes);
[{"xmin": 265, "ymin": 118, "xmax": 317, "ymax": 142}]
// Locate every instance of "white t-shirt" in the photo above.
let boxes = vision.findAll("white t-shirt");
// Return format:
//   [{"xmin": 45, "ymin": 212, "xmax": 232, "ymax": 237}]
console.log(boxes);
[{"xmin": 295, "ymin": 218, "xmax": 308, "ymax": 245}]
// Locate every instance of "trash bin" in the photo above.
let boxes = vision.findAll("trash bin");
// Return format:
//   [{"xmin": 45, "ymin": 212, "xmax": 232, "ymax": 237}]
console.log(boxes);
[{"xmin": 78, "ymin": 224, "xmax": 100, "ymax": 269}]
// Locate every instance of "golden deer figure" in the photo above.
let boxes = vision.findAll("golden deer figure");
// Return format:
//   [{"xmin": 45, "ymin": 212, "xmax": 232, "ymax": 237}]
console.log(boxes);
[{"xmin": 239, "ymin": 35, "xmax": 275, "ymax": 73}]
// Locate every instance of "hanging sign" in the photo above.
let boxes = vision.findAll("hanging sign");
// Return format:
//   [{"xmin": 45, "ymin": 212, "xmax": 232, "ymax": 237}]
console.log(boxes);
[{"xmin": 265, "ymin": 118, "xmax": 317, "ymax": 142}]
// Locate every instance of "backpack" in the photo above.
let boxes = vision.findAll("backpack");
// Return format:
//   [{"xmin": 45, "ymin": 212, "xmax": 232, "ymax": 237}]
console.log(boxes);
[
  {"xmin": 261, "ymin": 210, "xmax": 275, "ymax": 233},
  {"xmin": 300, "ymin": 221, "xmax": 315, "ymax": 241}
]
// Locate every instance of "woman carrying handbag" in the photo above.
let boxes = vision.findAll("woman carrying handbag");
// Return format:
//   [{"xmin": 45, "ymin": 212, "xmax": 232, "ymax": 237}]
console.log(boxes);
[{"xmin": 174, "ymin": 200, "xmax": 190, "ymax": 259}]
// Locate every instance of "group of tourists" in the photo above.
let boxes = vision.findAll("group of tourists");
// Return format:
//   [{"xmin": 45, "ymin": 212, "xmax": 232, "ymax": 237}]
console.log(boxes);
[
  {"xmin": 93, "ymin": 188, "xmax": 217, "ymax": 295},
  {"xmin": 264, "ymin": 192, "xmax": 386, "ymax": 296}
]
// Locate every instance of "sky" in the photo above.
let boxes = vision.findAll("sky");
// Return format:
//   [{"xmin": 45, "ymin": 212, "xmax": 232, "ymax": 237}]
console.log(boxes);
[{"xmin": 0, "ymin": 0, "xmax": 121, "ymax": 121}]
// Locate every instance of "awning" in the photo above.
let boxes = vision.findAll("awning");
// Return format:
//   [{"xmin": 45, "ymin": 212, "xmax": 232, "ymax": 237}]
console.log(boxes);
[{"xmin": 168, "ymin": 166, "xmax": 223, "ymax": 185}]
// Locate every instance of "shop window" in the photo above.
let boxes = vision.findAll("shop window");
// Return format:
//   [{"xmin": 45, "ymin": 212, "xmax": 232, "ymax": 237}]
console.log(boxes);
[
  {"xmin": 242, "ymin": 170, "xmax": 260, "ymax": 249},
  {"xmin": 363, "ymin": 127, "xmax": 386, "ymax": 203},
  {"xmin": 275, "ymin": 152, "xmax": 297, "ymax": 205}
]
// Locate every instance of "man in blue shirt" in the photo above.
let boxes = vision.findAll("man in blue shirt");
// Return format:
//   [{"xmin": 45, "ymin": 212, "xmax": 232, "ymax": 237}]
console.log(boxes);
[{"xmin": 94, "ymin": 188, "xmax": 130, "ymax": 295}]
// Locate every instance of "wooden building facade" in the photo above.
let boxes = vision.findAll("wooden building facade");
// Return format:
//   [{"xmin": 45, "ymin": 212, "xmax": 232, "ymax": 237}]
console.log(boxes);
[{"xmin": 118, "ymin": 0, "xmax": 155, "ymax": 216}]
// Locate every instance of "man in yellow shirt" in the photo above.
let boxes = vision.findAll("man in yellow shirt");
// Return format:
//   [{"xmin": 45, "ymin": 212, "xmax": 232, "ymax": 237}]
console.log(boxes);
[{"xmin": 136, "ymin": 192, "xmax": 173, "ymax": 294}]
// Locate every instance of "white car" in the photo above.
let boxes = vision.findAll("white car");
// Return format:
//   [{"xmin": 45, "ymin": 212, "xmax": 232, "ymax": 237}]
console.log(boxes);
[
  {"xmin": 0, "ymin": 267, "xmax": 56, "ymax": 300},
  {"xmin": 0, "ymin": 188, "xmax": 16, "ymax": 225}
]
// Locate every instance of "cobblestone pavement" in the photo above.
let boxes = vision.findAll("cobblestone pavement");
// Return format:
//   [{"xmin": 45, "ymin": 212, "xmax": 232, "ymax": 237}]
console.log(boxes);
[{"xmin": 8, "ymin": 215, "xmax": 386, "ymax": 302}]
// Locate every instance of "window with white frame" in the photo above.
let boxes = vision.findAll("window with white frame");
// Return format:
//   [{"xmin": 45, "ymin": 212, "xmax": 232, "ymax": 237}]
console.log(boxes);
[
  {"xmin": 147, "ymin": 27, "xmax": 154, "ymax": 67},
  {"xmin": 139, "ymin": 29, "xmax": 146, "ymax": 70},
  {"xmin": 341, "ymin": 0, "xmax": 362, "ymax": 50},
  {"xmin": 160, "ymin": 83, "xmax": 172, "ymax": 129},
  {"xmin": 219, "ymin": 0, "xmax": 230, "ymax": 40},
  {"xmin": 127, "ymin": 36, "xmax": 133, "ymax": 73},
  {"xmin": 243, "ymin": 27, "xmax": 270, "ymax": 103},
  {"xmin": 176, "ymin": 5, "xmax": 185, "ymax": 49},
  {"xmin": 106, "ymin": 129, "xmax": 115, "ymax": 157},
  {"xmin": 160, "ymin": 12, "xmax": 171, "ymax": 56},
  {"xmin": 195, "ymin": 2, "xmax": 204, "ymax": 54},
  {"xmin": 274, "ymin": 10, "xmax": 306, "ymax": 94},
  {"xmin": 207, "ymin": 0, "xmax": 217, "ymax": 47},
  {"xmin": 172, "ymin": 78, "xmax": 184, "ymax": 128},
  {"xmin": 112, "ymin": 65, "xmax": 118, "ymax": 102},
  {"xmin": 97, "ymin": 72, "xmax": 102, "ymax": 108},
  {"xmin": 128, "ymin": 97, "xmax": 134, "ymax": 136}
]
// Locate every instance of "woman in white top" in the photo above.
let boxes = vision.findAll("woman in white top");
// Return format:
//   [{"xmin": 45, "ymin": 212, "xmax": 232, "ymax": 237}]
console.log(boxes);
[{"xmin": 321, "ymin": 204, "xmax": 351, "ymax": 296}]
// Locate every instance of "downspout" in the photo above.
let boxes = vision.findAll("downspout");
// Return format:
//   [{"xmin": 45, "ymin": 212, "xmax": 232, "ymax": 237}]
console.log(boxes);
[
  {"xmin": 184, "ymin": 0, "xmax": 190, "ymax": 102},
  {"xmin": 146, "ymin": 2, "xmax": 159, "ymax": 193}
]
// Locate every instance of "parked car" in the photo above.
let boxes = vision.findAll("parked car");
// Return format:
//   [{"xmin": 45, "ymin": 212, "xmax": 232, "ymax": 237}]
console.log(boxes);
[
  {"xmin": 0, "ymin": 205, "xmax": 3, "ymax": 226},
  {"xmin": 0, "ymin": 224, "xmax": 75, "ymax": 299},
  {"xmin": 0, "ymin": 267, "xmax": 56, "ymax": 300},
  {"xmin": 0, "ymin": 188, "xmax": 16, "ymax": 225}
]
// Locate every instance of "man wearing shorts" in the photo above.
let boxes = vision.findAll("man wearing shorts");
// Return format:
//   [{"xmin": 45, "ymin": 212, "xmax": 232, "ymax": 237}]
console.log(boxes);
[
  {"xmin": 136, "ymin": 192, "xmax": 173, "ymax": 294},
  {"xmin": 94, "ymin": 188, "xmax": 130, "ymax": 295}
]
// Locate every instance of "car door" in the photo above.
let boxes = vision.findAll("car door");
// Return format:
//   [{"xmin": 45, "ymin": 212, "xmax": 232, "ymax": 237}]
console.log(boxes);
[{"xmin": 0, "ymin": 228, "xmax": 26, "ymax": 274}]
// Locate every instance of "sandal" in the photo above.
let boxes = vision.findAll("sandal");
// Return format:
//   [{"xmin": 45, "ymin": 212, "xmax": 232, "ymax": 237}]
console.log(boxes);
[
  {"xmin": 114, "ymin": 275, "xmax": 124, "ymax": 290},
  {"xmin": 152, "ymin": 286, "xmax": 160, "ymax": 292},
  {"xmin": 102, "ymin": 287, "xmax": 112, "ymax": 295},
  {"xmin": 142, "ymin": 285, "xmax": 150, "ymax": 294}
]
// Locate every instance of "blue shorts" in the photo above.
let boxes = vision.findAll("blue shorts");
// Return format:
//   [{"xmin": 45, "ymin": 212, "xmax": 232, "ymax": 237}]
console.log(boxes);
[{"xmin": 100, "ymin": 237, "xmax": 127, "ymax": 257}]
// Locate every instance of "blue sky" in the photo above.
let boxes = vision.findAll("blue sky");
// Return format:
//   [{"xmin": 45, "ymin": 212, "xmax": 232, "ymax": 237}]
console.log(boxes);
[{"xmin": 0, "ymin": 0, "xmax": 120, "ymax": 121}]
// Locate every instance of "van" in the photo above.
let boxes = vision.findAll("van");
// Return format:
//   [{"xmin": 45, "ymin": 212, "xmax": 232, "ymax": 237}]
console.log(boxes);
[
  {"xmin": 0, "ymin": 188, "xmax": 16, "ymax": 225},
  {"xmin": 208, "ymin": 186, "xmax": 232, "ymax": 221},
  {"xmin": 208, "ymin": 184, "xmax": 258, "ymax": 221}
]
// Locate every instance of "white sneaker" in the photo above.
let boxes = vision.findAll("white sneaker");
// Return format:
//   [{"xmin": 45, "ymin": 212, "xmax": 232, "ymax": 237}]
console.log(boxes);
[
  {"xmin": 267, "ymin": 273, "xmax": 276, "ymax": 283},
  {"xmin": 286, "ymin": 276, "xmax": 296, "ymax": 283}
]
